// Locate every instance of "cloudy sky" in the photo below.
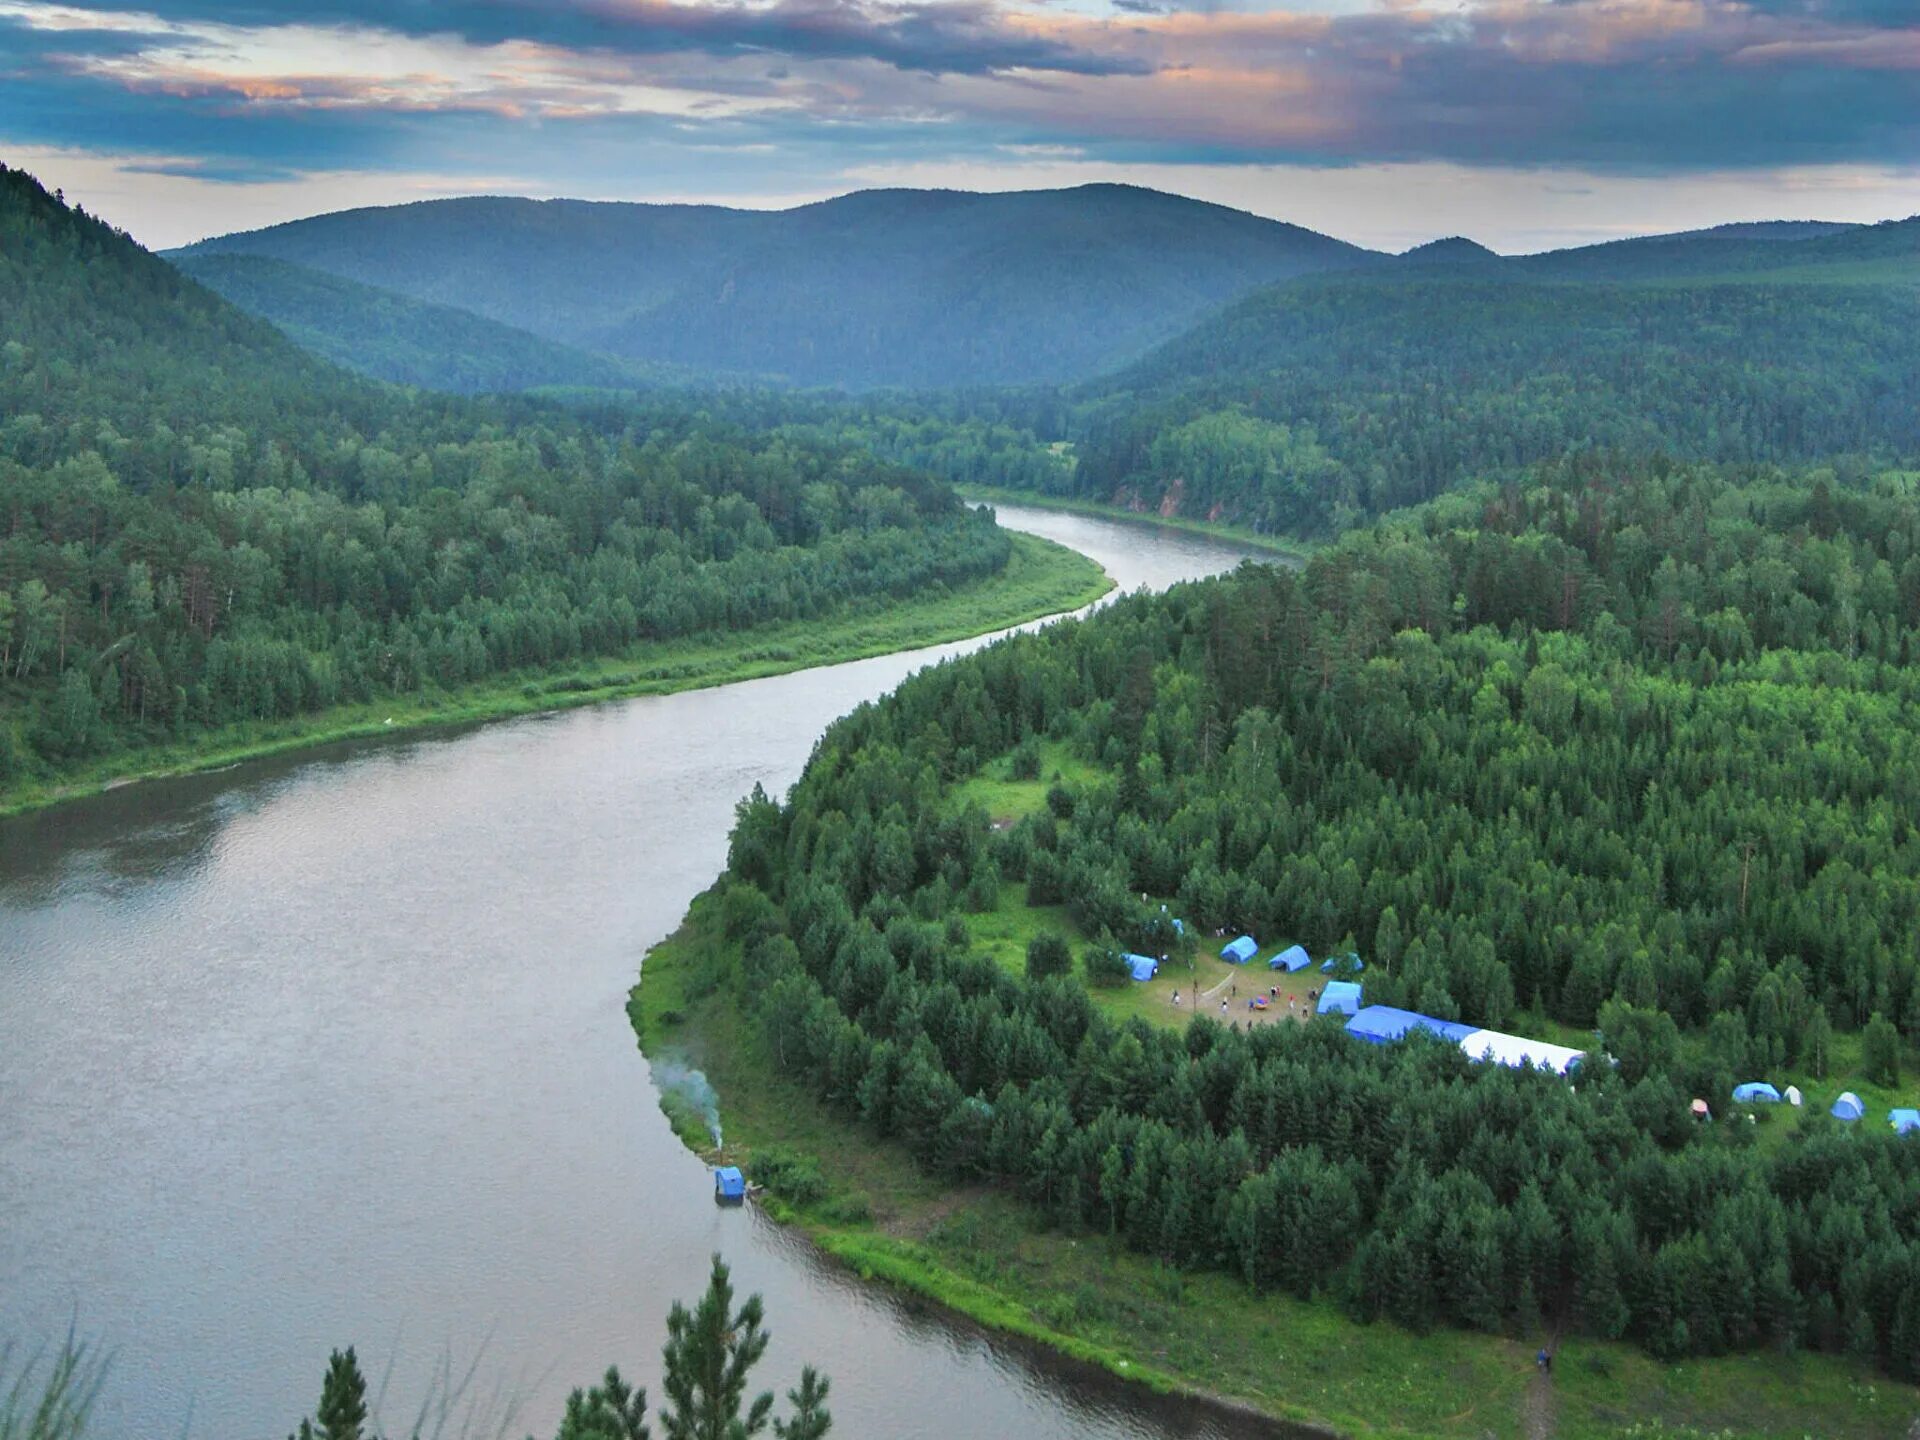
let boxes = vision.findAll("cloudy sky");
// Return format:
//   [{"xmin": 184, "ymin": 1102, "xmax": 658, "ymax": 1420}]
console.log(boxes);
[{"xmin": 1, "ymin": 0, "xmax": 1915, "ymax": 251}]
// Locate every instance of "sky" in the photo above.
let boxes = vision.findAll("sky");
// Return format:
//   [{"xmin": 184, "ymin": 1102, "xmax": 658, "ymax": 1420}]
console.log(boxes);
[{"xmin": 1, "ymin": 0, "xmax": 1916, "ymax": 252}]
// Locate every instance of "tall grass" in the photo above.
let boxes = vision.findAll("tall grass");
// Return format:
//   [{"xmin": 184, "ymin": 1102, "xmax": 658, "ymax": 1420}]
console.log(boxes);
[
  {"xmin": 0, "ymin": 1332, "xmax": 535, "ymax": 1440},
  {"xmin": 0, "ymin": 1334, "xmax": 107, "ymax": 1440}
]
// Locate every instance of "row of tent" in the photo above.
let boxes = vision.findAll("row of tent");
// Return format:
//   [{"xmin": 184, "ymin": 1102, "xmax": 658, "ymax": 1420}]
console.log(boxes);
[
  {"xmin": 1343, "ymin": 1005, "xmax": 1587, "ymax": 1077},
  {"xmin": 1219, "ymin": 936, "xmax": 1366, "ymax": 976},
  {"xmin": 1723, "ymin": 1083, "xmax": 1918, "ymax": 1133}
]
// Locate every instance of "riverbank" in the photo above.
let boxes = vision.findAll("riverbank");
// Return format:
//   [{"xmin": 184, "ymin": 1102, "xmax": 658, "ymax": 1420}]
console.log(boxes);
[
  {"xmin": 0, "ymin": 531, "xmax": 1109, "ymax": 819},
  {"xmin": 957, "ymin": 486, "xmax": 1315, "ymax": 562},
  {"xmin": 632, "ymin": 888, "xmax": 1917, "ymax": 1440}
]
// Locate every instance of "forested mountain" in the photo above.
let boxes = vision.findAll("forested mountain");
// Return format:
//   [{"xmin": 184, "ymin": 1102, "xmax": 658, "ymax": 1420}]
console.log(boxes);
[
  {"xmin": 173, "ymin": 253, "xmax": 648, "ymax": 393},
  {"xmin": 705, "ymin": 459, "xmax": 1920, "ymax": 1381},
  {"xmin": 1509, "ymin": 215, "xmax": 1917, "ymax": 283},
  {"xmin": 830, "ymin": 216, "xmax": 1908, "ymax": 537},
  {"xmin": 0, "ymin": 166, "xmax": 1016, "ymax": 790},
  {"xmin": 1399, "ymin": 236, "xmax": 1498, "ymax": 263},
  {"xmin": 174, "ymin": 185, "xmax": 1380, "ymax": 388}
]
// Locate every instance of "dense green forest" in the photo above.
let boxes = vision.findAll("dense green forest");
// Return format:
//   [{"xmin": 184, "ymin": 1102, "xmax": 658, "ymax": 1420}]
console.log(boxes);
[
  {"xmin": 173, "ymin": 185, "xmax": 1376, "ymax": 389},
  {"xmin": 0, "ymin": 168, "xmax": 1017, "ymax": 791},
  {"xmin": 695, "ymin": 459, "xmax": 1920, "ymax": 1379},
  {"xmin": 174, "ymin": 253, "xmax": 653, "ymax": 394},
  {"xmin": 768, "ymin": 271, "xmax": 1917, "ymax": 539}
]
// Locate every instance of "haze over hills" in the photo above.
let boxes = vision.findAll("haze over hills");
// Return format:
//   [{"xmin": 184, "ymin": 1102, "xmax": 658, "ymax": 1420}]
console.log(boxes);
[
  {"xmin": 882, "ymin": 214, "xmax": 1920, "ymax": 536},
  {"xmin": 174, "ymin": 252, "xmax": 650, "ymax": 394},
  {"xmin": 172, "ymin": 184, "xmax": 1381, "ymax": 389}
]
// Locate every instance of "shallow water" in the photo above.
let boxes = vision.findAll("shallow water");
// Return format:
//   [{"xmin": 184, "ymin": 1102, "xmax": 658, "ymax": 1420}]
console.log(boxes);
[{"xmin": 0, "ymin": 507, "xmax": 1293, "ymax": 1440}]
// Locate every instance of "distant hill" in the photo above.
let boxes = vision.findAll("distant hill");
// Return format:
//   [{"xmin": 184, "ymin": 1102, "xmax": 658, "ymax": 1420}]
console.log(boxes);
[
  {"xmin": 174, "ymin": 185, "xmax": 1381, "ymax": 389},
  {"xmin": 173, "ymin": 253, "xmax": 649, "ymax": 393},
  {"xmin": 1511, "ymin": 215, "xmax": 1917, "ymax": 282},
  {"xmin": 1400, "ymin": 237, "xmax": 1499, "ymax": 263},
  {"xmin": 1042, "ymin": 241, "xmax": 1920, "ymax": 534}
]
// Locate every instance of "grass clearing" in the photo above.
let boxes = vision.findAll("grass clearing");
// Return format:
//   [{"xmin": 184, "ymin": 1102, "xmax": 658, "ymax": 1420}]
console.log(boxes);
[
  {"xmin": 633, "ymin": 892, "xmax": 1917, "ymax": 1440},
  {"xmin": 0, "ymin": 532, "xmax": 1110, "ymax": 819}
]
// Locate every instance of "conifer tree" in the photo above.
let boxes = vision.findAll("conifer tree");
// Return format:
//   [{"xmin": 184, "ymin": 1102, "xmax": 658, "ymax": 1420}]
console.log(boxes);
[{"xmin": 659, "ymin": 1255, "xmax": 774, "ymax": 1440}]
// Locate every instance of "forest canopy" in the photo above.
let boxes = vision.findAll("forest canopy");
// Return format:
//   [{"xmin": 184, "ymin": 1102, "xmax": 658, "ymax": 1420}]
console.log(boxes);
[
  {"xmin": 703, "ymin": 457, "xmax": 1920, "ymax": 1379},
  {"xmin": 0, "ymin": 167, "xmax": 1014, "ymax": 790}
]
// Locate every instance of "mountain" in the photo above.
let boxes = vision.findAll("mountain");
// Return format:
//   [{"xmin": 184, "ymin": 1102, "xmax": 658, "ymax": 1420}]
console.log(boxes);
[
  {"xmin": 174, "ymin": 185, "xmax": 1381, "ymax": 389},
  {"xmin": 1510, "ymin": 214, "xmax": 1918, "ymax": 282},
  {"xmin": 172, "ymin": 253, "xmax": 649, "ymax": 393},
  {"xmin": 1650, "ymin": 220, "xmax": 1861, "ymax": 243},
  {"xmin": 1400, "ymin": 236, "xmax": 1499, "ymax": 264},
  {"xmin": 1035, "ymin": 244, "xmax": 1920, "ymax": 534}
]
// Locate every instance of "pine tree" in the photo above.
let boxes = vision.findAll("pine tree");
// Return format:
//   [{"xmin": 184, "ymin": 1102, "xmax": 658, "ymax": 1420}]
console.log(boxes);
[
  {"xmin": 291, "ymin": 1348, "xmax": 367, "ymax": 1440},
  {"xmin": 557, "ymin": 1367, "xmax": 651, "ymax": 1440},
  {"xmin": 659, "ymin": 1255, "xmax": 775, "ymax": 1440},
  {"xmin": 1862, "ymin": 1011, "xmax": 1902, "ymax": 1087},
  {"xmin": 772, "ymin": 1369, "xmax": 831, "ymax": 1440}
]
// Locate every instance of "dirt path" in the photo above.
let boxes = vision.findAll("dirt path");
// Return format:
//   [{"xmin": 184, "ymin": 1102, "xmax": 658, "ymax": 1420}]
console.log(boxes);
[{"xmin": 1523, "ymin": 1365, "xmax": 1556, "ymax": 1440}]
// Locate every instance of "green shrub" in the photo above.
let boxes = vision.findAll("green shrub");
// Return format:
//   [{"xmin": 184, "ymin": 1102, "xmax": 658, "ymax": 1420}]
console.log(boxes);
[
  {"xmin": 748, "ymin": 1146, "xmax": 829, "ymax": 1207},
  {"xmin": 1026, "ymin": 933, "xmax": 1072, "ymax": 980}
]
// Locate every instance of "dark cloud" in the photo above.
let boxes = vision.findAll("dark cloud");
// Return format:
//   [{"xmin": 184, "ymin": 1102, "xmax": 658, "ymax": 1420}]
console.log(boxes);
[
  {"xmin": 0, "ymin": 0, "xmax": 1914, "ymax": 198},
  {"xmin": 26, "ymin": 0, "xmax": 1152, "ymax": 76}
]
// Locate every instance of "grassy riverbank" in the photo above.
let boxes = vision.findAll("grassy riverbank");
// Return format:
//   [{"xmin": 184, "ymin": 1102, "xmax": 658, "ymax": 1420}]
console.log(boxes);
[
  {"xmin": 632, "ymin": 890, "xmax": 1916, "ymax": 1440},
  {"xmin": 958, "ymin": 485, "xmax": 1315, "ymax": 562},
  {"xmin": 0, "ymin": 532, "xmax": 1109, "ymax": 819}
]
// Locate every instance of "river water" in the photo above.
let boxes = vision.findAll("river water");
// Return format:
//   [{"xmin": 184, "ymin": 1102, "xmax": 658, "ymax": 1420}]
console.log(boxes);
[{"xmin": 0, "ymin": 507, "xmax": 1285, "ymax": 1440}]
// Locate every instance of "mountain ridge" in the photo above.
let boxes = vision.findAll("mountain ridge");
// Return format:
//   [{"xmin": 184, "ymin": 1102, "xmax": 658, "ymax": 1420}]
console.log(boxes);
[{"xmin": 174, "ymin": 184, "xmax": 1382, "ymax": 389}]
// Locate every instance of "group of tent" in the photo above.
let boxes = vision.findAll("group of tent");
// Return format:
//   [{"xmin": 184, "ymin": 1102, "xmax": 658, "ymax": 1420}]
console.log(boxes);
[
  {"xmin": 1342, "ymin": 1005, "xmax": 1587, "ymax": 1077},
  {"xmin": 1219, "ymin": 935, "xmax": 1365, "ymax": 977},
  {"xmin": 1204, "ymin": 937, "xmax": 1918, "ymax": 1125},
  {"xmin": 1729, "ymin": 1083, "xmax": 1920, "ymax": 1133}
]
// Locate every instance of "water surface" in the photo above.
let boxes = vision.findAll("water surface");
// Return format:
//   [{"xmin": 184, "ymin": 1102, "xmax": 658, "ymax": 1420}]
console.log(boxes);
[{"xmin": 1, "ymin": 507, "xmax": 1285, "ymax": 1440}]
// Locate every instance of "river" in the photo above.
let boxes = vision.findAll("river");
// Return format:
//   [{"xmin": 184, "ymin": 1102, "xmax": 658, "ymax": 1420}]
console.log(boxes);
[{"xmin": 0, "ymin": 507, "xmax": 1287, "ymax": 1440}]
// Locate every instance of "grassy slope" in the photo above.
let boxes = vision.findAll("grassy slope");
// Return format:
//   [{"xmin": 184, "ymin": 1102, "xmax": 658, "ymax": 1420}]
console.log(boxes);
[
  {"xmin": 0, "ymin": 532, "xmax": 1108, "ymax": 818},
  {"xmin": 633, "ymin": 891, "xmax": 1916, "ymax": 1440},
  {"xmin": 958, "ymin": 484, "xmax": 1317, "ymax": 561}
]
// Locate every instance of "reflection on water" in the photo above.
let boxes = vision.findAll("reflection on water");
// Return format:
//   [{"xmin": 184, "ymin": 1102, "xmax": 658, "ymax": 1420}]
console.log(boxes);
[{"xmin": 0, "ymin": 508, "xmax": 1297, "ymax": 1440}]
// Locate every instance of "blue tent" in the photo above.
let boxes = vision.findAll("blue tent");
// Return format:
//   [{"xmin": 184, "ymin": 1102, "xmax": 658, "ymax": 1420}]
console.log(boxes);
[
  {"xmin": 714, "ymin": 1166, "xmax": 745, "ymax": 1201},
  {"xmin": 1220, "ymin": 935, "xmax": 1258, "ymax": 964},
  {"xmin": 1270, "ymin": 944, "xmax": 1311, "ymax": 973},
  {"xmin": 1320, "ymin": 953, "xmax": 1366, "ymax": 975},
  {"xmin": 1892, "ymin": 1109, "xmax": 1920, "ymax": 1136},
  {"xmin": 1732, "ymin": 1082, "xmax": 1782, "ymax": 1104},
  {"xmin": 1345, "ymin": 1006, "xmax": 1477, "ymax": 1046},
  {"xmin": 1831, "ymin": 1092, "xmax": 1865, "ymax": 1122},
  {"xmin": 1318, "ymin": 980, "xmax": 1363, "ymax": 1016},
  {"xmin": 1124, "ymin": 953, "xmax": 1160, "ymax": 982}
]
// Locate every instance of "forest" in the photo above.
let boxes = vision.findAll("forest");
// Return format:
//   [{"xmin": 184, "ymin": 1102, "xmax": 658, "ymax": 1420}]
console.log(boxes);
[
  {"xmin": 699, "ymin": 458, "xmax": 1920, "ymax": 1379},
  {"xmin": 0, "ymin": 167, "xmax": 1018, "ymax": 790},
  {"xmin": 759, "ymin": 225, "xmax": 1920, "ymax": 538}
]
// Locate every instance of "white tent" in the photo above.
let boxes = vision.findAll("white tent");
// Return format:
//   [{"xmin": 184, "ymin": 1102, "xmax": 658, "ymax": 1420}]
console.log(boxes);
[
  {"xmin": 1456, "ymin": 1028, "xmax": 1586, "ymax": 1077},
  {"xmin": 1785, "ymin": 1084, "xmax": 1804, "ymax": 1107}
]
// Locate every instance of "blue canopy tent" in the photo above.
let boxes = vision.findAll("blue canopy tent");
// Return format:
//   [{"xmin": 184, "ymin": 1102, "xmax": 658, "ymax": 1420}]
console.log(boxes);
[
  {"xmin": 1270, "ymin": 944, "xmax": 1311, "ymax": 973},
  {"xmin": 1831, "ymin": 1092, "xmax": 1865, "ymax": 1122},
  {"xmin": 714, "ymin": 1166, "xmax": 746, "ymax": 1201},
  {"xmin": 1892, "ymin": 1109, "xmax": 1920, "ymax": 1136},
  {"xmin": 1124, "ymin": 953, "xmax": 1160, "ymax": 982},
  {"xmin": 1317, "ymin": 980, "xmax": 1363, "ymax": 1016},
  {"xmin": 1220, "ymin": 935, "xmax": 1258, "ymax": 964},
  {"xmin": 1732, "ymin": 1082, "xmax": 1782, "ymax": 1104},
  {"xmin": 1345, "ymin": 1006, "xmax": 1477, "ymax": 1046}
]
